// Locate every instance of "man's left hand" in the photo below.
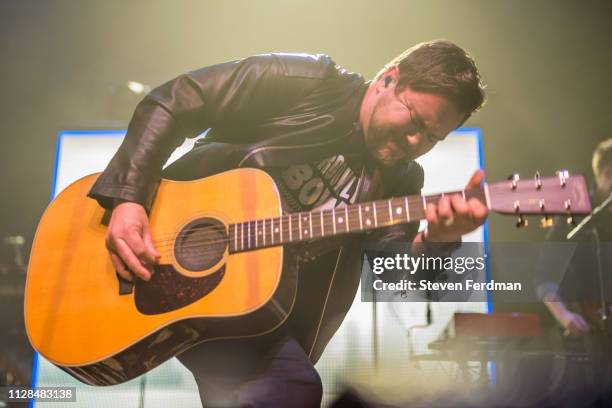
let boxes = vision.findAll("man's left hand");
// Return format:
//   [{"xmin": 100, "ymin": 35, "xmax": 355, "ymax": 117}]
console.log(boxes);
[{"xmin": 425, "ymin": 170, "xmax": 488, "ymax": 242}]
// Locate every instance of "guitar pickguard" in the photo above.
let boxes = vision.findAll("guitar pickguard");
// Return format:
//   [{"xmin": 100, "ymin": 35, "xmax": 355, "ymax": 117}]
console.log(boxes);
[{"xmin": 134, "ymin": 264, "xmax": 225, "ymax": 315}]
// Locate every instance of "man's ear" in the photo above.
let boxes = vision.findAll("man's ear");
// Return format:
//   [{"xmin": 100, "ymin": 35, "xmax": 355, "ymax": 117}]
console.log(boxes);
[{"xmin": 380, "ymin": 66, "xmax": 399, "ymax": 89}]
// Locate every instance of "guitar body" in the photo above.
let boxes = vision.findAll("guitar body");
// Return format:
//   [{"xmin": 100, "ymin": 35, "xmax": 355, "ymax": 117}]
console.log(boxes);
[{"xmin": 25, "ymin": 168, "xmax": 297, "ymax": 385}]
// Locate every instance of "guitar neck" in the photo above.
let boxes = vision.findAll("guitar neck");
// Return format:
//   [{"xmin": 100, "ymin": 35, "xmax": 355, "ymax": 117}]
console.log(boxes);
[{"xmin": 228, "ymin": 186, "xmax": 488, "ymax": 253}]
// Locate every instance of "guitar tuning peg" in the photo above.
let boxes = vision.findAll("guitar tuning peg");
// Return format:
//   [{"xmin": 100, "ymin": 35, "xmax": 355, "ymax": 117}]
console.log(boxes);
[
  {"xmin": 534, "ymin": 171, "xmax": 542, "ymax": 189},
  {"xmin": 556, "ymin": 169, "xmax": 569, "ymax": 187},
  {"xmin": 508, "ymin": 173, "xmax": 520, "ymax": 190},
  {"xmin": 565, "ymin": 200, "xmax": 575, "ymax": 225},
  {"xmin": 516, "ymin": 215, "xmax": 528, "ymax": 228},
  {"xmin": 540, "ymin": 216, "xmax": 554, "ymax": 229},
  {"xmin": 539, "ymin": 200, "xmax": 546, "ymax": 211}
]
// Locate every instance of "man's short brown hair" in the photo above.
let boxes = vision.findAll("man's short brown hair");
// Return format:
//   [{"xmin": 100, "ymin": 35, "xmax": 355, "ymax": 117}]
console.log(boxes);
[
  {"xmin": 377, "ymin": 39, "xmax": 485, "ymax": 122},
  {"xmin": 592, "ymin": 138, "xmax": 612, "ymax": 177}
]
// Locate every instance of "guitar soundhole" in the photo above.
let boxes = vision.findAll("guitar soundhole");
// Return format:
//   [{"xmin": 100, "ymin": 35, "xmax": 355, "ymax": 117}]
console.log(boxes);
[{"xmin": 174, "ymin": 217, "xmax": 227, "ymax": 271}]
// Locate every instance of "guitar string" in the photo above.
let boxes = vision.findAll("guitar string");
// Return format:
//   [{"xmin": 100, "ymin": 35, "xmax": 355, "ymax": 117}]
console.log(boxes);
[
  {"xmin": 151, "ymin": 195, "xmax": 432, "ymax": 239},
  {"xmin": 107, "ymin": 192, "xmax": 477, "ymax": 257},
  {"xmin": 137, "ymin": 193, "xmax": 449, "ymax": 245},
  {"xmin": 148, "ymin": 204, "xmax": 431, "ymax": 254}
]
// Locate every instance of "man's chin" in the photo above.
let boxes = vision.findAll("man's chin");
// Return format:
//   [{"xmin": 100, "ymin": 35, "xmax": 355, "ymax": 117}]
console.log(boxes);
[
  {"xmin": 365, "ymin": 137, "xmax": 411, "ymax": 166},
  {"xmin": 373, "ymin": 150, "xmax": 409, "ymax": 167}
]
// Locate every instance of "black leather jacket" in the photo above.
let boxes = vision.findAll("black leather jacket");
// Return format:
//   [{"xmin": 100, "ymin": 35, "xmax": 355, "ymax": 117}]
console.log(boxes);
[{"xmin": 89, "ymin": 53, "xmax": 424, "ymax": 362}]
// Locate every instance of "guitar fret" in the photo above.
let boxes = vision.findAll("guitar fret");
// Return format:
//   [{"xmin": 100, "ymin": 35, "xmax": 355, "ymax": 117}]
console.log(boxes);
[
  {"xmin": 320, "ymin": 211, "xmax": 325, "ymax": 237},
  {"xmin": 404, "ymin": 197, "xmax": 410, "ymax": 221},
  {"xmin": 255, "ymin": 220, "xmax": 259, "ymax": 247},
  {"xmin": 332, "ymin": 208, "xmax": 337, "ymax": 234},
  {"xmin": 388, "ymin": 199, "xmax": 393, "ymax": 223},
  {"xmin": 358, "ymin": 205, "xmax": 363, "ymax": 229},
  {"xmin": 309, "ymin": 212, "xmax": 313, "ymax": 239},
  {"xmin": 298, "ymin": 213, "xmax": 302, "ymax": 240},
  {"xmin": 345, "ymin": 206, "xmax": 349, "ymax": 232},
  {"xmin": 373, "ymin": 202, "xmax": 378, "ymax": 227},
  {"xmin": 248, "ymin": 222, "xmax": 252, "ymax": 249},
  {"xmin": 422, "ymin": 196, "xmax": 427, "ymax": 211},
  {"xmin": 233, "ymin": 224, "xmax": 237, "ymax": 252}
]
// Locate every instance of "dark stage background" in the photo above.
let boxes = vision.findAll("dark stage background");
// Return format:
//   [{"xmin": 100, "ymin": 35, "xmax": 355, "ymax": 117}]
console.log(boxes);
[{"xmin": 2, "ymin": 0, "xmax": 611, "ymax": 248}]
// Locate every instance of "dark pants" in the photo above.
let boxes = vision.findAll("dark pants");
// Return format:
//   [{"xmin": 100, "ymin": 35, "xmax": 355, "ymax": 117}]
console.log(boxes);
[{"xmin": 177, "ymin": 328, "xmax": 323, "ymax": 408}]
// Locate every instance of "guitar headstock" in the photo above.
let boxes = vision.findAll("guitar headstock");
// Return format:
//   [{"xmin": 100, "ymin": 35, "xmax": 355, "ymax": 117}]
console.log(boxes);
[{"xmin": 486, "ymin": 171, "xmax": 592, "ymax": 227}]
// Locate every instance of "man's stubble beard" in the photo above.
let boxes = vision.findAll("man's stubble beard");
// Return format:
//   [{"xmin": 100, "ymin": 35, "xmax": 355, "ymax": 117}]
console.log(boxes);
[
  {"xmin": 364, "ymin": 93, "xmax": 417, "ymax": 167},
  {"xmin": 365, "ymin": 123, "xmax": 410, "ymax": 167}
]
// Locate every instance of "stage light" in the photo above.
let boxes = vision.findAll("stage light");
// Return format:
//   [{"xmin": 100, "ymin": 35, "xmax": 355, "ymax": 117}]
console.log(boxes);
[{"xmin": 126, "ymin": 81, "xmax": 149, "ymax": 94}]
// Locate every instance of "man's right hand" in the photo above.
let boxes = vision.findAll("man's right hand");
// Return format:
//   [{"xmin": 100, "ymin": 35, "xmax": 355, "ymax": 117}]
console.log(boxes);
[{"xmin": 105, "ymin": 201, "xmax": 160, "ymax": 282}]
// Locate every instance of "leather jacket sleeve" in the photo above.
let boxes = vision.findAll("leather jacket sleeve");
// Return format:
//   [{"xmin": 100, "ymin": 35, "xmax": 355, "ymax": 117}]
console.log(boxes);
[{"xmin": 88, "ymin": 53, "xmax": 334, "ymax": 210}]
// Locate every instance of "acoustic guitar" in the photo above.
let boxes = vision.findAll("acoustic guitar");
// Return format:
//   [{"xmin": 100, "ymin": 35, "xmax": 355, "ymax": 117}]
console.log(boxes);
[{"xmin": 24, "ymin": 169, "xmax": 591, "ymax": 385}]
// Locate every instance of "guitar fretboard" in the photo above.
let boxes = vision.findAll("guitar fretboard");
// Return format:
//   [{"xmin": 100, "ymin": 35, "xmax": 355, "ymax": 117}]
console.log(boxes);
[{"xmin": 228, "ymin": 188, "xmax": 485, "ymax": 253}]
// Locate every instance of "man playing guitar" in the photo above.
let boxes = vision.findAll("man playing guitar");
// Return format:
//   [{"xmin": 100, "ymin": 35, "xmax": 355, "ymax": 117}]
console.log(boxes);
[{"xmin": 89, "ymin": 40, "xmax": 488, "ymax": 407}]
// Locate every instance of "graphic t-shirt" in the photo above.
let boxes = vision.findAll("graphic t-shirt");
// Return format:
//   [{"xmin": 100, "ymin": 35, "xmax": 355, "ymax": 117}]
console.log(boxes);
[{"xmin": 268, "ymin": 154, "xmax": 364, "ymax": 214}]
